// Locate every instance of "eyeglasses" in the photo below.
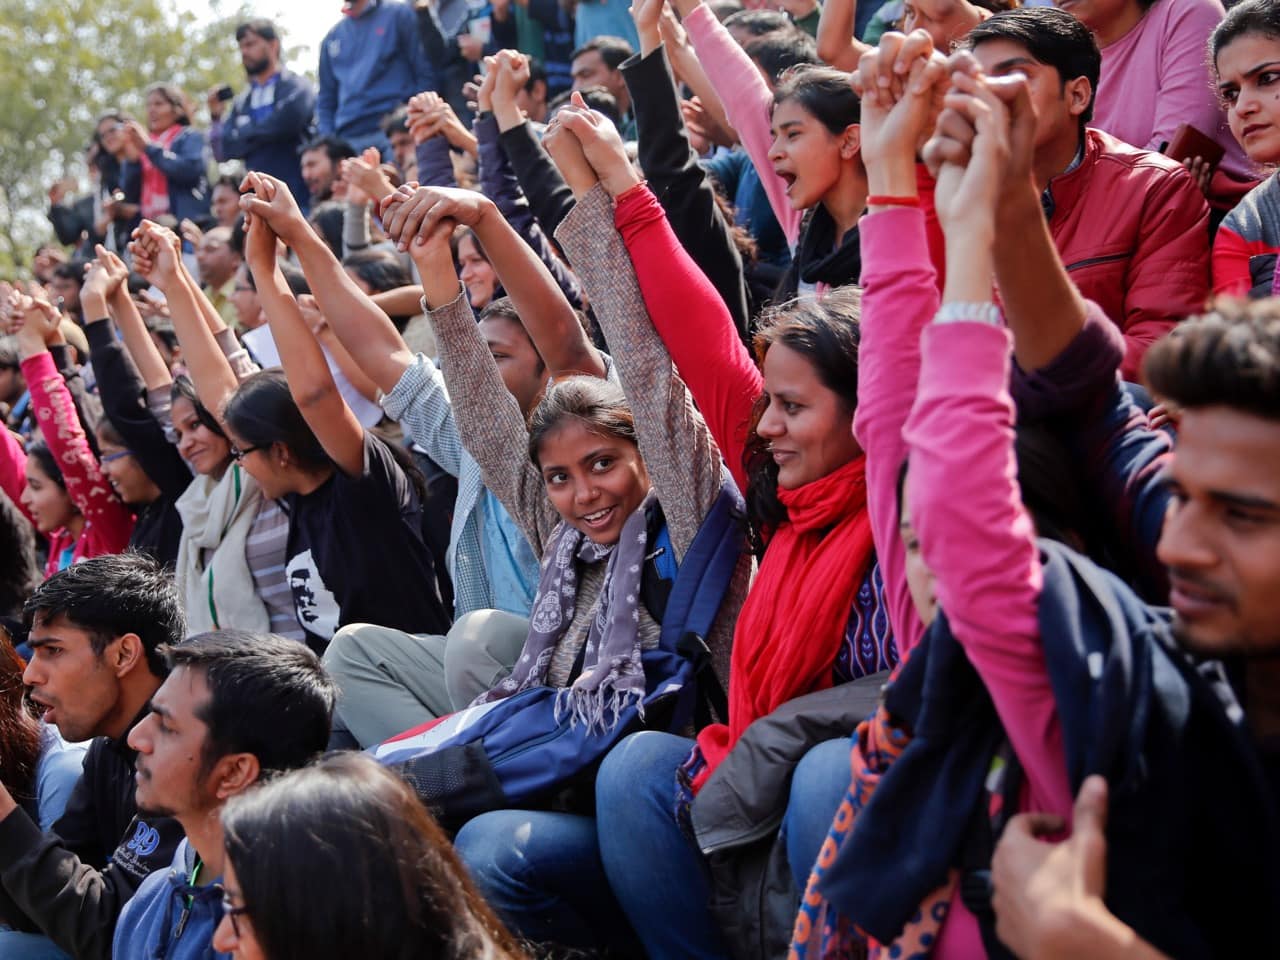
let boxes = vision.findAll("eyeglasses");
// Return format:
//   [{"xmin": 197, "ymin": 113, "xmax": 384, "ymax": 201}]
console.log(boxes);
[
  {"xmin": 99, "ymin": 449, "xmax": 134, "ymax": 464},
  {"xmin": 219, "ymin": 887, "xmax": 251, "ymax": 939},
  {"xmin": 229, "ymin": 444, "xmax": 263, "ymax": 461}
]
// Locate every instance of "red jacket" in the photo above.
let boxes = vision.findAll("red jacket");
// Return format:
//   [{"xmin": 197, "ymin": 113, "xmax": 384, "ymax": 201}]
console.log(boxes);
[{"xmin": 1047, "ymin": 129, "xmax": 1209, "ymax": 380}]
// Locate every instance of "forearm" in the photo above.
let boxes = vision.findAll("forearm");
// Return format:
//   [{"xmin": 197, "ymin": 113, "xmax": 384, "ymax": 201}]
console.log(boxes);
[
  {"xmin": 291, "ymin": 230, "xmax": 416, "ymax": 393},
  {"xmin": 255, "ymin": 263, "xmax": 344, "ymax": 408},
  {"xmin": 613, "ymin": 183, "xmax": 760, "ymax": 491},
  {"xmin": 372, "ymin": 284, "xmax": 428, "ymax": 318},
  {"xmin": 816, "ymin": 0, "xmax": 866, "ymax": 70},
  {"xmin": 163, "ymin": 270, "xmax": 240, "ymax": 418},
  {"xmin": 559, "ymin": 186, "xmax": 723, "ymax": 556},
  {"xmin": 993, "ymin": 191, "xmax": 1087, "ymax": 370},
  {"xmin": 427, "ymin": 290, "xmax": 556, "ymax": 551},
  {"xmin": 105, "ymin": 288, "xmax": 173, "ymax": 390},
  {"xmin": 474, "ymin": 204, "xmax": 603, "ymax": 377}
]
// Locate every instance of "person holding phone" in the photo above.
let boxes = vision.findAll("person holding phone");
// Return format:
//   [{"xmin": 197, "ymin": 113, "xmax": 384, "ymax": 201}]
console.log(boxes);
[{"xmin": 209, "ymin": 19, "xmax": 317, "ymax": 210}]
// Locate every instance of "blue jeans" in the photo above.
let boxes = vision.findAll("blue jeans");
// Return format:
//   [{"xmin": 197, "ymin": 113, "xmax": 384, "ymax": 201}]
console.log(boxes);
[
  {"xmin": 596, "ymin": 731, "xmax": 732, "ymax": 960},
  {"xmin": 0, "ymin": 932, "xmax": 71, "ymax": 959},
  {"xmin": 454, "ymin": 809, "xmax": 635, "ymax": 952},
  {"xmin": 781, "ymin": 738, "xmax": 855, "ymax": 888}
]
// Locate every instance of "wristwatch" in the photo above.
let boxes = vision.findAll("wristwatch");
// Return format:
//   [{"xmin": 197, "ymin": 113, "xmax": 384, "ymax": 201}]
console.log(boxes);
[{"xmin": 933, "ymin": 301, "xmax": 1003, "ymax": 326}]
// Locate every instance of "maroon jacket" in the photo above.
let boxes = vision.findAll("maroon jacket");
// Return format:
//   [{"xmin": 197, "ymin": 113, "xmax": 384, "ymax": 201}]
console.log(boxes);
[{"xmin": 1046, "ymin": 128, "xmax": 1209, "ymax": 380}]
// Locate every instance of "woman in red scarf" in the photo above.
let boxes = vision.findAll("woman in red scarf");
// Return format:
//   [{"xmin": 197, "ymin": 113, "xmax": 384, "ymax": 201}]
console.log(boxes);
[
  {"xmin": 537, "ymin": 102, "xmax": 891, "ymax": 959},
  {"xmin": 121, "ymin": 84, "xmax": 209, "ymax": 235}
]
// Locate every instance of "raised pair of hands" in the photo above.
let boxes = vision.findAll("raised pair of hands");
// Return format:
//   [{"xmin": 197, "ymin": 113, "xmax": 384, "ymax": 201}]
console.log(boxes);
[
  {"xmin": 855, "ymin": 30, "xmax": 1038, "ymax": 236},
  {"xmin": 0, "ymin": 284, "xmax": 64, "ymax": 357},
  {"xmin": 339, "ymin": 147, "xmax": 397, "ymax": 206},
  {"xmin": 378, "ymin": 91, "xmax": 636, "ymax": 263}
]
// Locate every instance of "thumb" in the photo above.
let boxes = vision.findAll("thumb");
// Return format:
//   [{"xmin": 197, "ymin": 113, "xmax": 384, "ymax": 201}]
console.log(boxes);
[
  {"xmin": 1074, "ymin": 775, "xmax": 1109, "ymax": 897},
  {"xmin": 570, "ymin": 90, "xmax": 587, "ymax": 110}
]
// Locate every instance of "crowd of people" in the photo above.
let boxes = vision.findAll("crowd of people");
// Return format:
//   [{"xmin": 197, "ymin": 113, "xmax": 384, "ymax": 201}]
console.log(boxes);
[{"xmin": 6, "ymin": 0, "xmax": 1280, "ymax": 955}]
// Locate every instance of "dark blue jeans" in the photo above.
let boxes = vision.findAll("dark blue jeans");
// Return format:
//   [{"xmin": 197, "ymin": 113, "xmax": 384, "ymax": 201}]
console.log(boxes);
[
  {"xmin": 454, "ymin": 808, "xmax": 635, "ymax": 952},
  {"xmin": 0, "ymin": 932, "xmax": 72, "ymax": 959},
  {"xmin": 596, "ymin": 731, "xmax": 853, "ymax": 959}
]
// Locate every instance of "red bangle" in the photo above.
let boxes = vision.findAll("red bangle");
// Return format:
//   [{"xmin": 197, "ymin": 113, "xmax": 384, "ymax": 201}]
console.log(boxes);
[{"xmin": 866, "ymin": 194, "xmax": 920, "ymax": 207}]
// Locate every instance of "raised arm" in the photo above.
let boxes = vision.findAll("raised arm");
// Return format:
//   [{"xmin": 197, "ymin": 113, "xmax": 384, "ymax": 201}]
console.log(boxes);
[
  {"xmin": 816, "ymin": 0, "xmax": 870, "ymax": 70},
  {"xmin": 908, "ymin": 66, "xmax": 1068, "ymax": 815},
  {"xmin": 239, "ymin": 173, "xmax": 366, "ymax": 478},
  {"xmin": 548, "ymin": 108, "xmax": 726, "ymax": 556},
  {"xmin": 391, "ymin": 204, "xmax": 560, "ymax": 552},
  {"xmin": 80, "ymin": 256, "xmax": 191, "ymax": 502},
  {"xmin": 91, "ymin": 247, "xmax": 172, "ymax": 391},
  {"xmin": 481, "ymin": 53, "xmax": 585, "ymax": 309},
  {"xmin": 848, "ymin": 36, "xmax": 948, "ymax": 656},
  {"xmin": 675, "ymin": 0, "xmax": 804, "ymax": 244},
  {"xmin": 12, "ymin": 296, "xmax": 133, "ymax": 548},
  {"xmin": 129, "ymin": 222, "xmax": 241, "ymax": 424},
  {"xmin": 495, "ymin": 120, "xmax": 576, "ymax": 237},
  {"xmin": 382, "ymin": 183, "xmax": 605, "ymax": 378},
  {"xmin": 621, "ymin": 26, "xmax": 751, "ymax": 340}
]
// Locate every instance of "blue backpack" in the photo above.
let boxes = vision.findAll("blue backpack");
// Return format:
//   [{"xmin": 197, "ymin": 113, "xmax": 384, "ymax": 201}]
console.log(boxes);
[{"xmin": 373, "ymin": 478, "xmax": 744, "ymax": 824}]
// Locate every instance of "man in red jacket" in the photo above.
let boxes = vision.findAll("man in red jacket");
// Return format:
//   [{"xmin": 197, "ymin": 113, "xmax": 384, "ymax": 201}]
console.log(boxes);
[{"xmin": 964, "ymin": 6, "xmax": 1209, "ymax": 380}]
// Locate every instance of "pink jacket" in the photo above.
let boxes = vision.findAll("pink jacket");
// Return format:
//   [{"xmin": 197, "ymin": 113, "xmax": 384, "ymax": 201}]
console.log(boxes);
[
  {"xmin": 856, "ymin": 208, "xmax": 1072, "ymax": 955},
  {"xmin": 0, "ymin": 352, "xmax": 134, "ymax": 577}
]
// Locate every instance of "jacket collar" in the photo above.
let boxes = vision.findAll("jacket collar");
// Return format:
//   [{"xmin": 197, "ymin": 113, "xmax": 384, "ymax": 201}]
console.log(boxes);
[{"xmin": 1041, "ymin": 132, "xmax": 1093, "ymax": 221}]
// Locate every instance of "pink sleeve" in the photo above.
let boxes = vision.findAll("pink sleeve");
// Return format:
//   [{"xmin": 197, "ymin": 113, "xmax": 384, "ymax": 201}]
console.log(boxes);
[
  {"xmin": 615, "ymin": 184, "xmax": 762, "ymax": 493},
  {"xmin": 852, "ymin": 207, "xmax": 936, "ymax": 658},
  {"xmin": 23, "ymin": 352, "xmax": 134, "ymax": 543},
  {"xmin": 684, "ymin": 4, "xmax": 803, "ymax": 246},
  {"xmin": 1149, "ymin": 0, "xmax": 1230, "ymax": 157},
  {"xmin": 903, "ymin": 322, "xmax": 1071, "ymax": 817},
  {"xmin": 0, "ymin": 427, "xmax": 33, "ymax": 528}
]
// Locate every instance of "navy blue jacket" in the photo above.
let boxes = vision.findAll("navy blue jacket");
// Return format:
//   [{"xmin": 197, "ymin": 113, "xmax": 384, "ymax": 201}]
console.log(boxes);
[
  {"xmin": 210, "ymin": 69, "xmax": 315, "ymax": 204},
  {"xmin": 820, "ymin": 541, "xmax": 1280, "ymax": 959},
  {"xmin": 121, "ymin": 127, "xmax": 210, "ymax": 227},
  {"xmin": 318, "ymin": 0, "xmax": 435, "ymax": 141}
]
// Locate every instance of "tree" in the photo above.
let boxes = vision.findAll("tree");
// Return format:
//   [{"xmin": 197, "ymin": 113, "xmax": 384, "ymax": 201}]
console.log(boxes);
[{"xmin": 0, "ymin": 0, "xmax": 250, "ymax": 274}]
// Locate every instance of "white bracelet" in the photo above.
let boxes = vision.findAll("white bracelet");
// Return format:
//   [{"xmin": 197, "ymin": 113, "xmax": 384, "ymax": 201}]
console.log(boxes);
[{"xmin": 933, "ymin": 301, "xmax": 1003, "ymax": 326}]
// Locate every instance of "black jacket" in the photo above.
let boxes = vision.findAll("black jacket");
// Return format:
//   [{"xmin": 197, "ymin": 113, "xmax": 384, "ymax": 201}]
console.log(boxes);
[
  {"xmin": 621, "ymin": 47, "xmax": 751, "ymax": 341},
  {"xmin": 0, "ymin": 707, "xmax": 183, "ymax": 960},
  {"xmin": 692, "ymin": 675, "xmax": 886, "ymax": 960},
  {"xmin": 86, "ymin": 318, "xmax": 189, "ymax": 568}
]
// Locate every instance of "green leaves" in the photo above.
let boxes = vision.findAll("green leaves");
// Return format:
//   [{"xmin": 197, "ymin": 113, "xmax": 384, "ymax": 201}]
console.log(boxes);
[{"xmin": 0, "ymin": 0, "xmax": 249, "ymax": 273}]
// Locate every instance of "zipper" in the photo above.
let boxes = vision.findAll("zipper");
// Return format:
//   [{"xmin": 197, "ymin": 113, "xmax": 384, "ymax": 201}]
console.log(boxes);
[
  {"xmin": 1064, "ymin": 251, "xmax": 1131, "ymax": 272},
  {"xmin": 490, "ymin": 725, "xmax": 567, "ymax": 766}
]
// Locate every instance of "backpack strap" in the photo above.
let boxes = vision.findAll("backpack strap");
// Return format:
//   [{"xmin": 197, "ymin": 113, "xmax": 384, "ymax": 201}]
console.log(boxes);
[{"xmin": 663, "ymin": 478, "xmax": 744, "ymax": 726}]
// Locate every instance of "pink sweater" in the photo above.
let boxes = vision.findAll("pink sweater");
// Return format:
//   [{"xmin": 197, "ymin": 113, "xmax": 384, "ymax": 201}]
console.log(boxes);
[
  {"xmin": 856, "ymin": 208, "xmax": 1072, "ymax": 955},
  {"xmin": 1092, "ymin": 0, "xmax": 1251, "ymax": 180},
  {"xmin": 684, "ymin": 3, "xmax": 803, "ymax": 248},
  {"xmin": 0, "ymin": 352, "xmax": 134, "ymax": 577}
]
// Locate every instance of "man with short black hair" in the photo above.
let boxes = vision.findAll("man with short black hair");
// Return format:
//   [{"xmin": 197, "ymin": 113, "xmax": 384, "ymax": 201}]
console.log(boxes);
[
  {"xmin": 299, "ymin": 135, "xmax": 358, "ymax": 206},
  {"xmin": 964, "ymin": 6, "xmax": 1209, "ymax": 379},
  {"xmin": 112, "ymin": 631, "xmax": 335, "ymax": 959},
  {"xmin": 570, "ymin": 37, "xmax": 636, "ymax": 138},
  {"xmin": 0, "ymin": 554, "xmax": 185, "ymax": 960},
  {"xmin": 209, "ymin": 18, "xmax": 317, "ymax": 210}
]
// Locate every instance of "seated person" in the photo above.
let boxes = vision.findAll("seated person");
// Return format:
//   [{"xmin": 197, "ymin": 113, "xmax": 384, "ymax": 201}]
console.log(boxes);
[
  {"xmin": 965, "ymin": 7, "xmax": 1210, "ymax": 379},
  {"xmin": 0, "ymin": 555, "xmax": 185, "ymax": 960},
  {"xmin": 112, "ymin": 631, "xmax": 335, "ymax": 959}
]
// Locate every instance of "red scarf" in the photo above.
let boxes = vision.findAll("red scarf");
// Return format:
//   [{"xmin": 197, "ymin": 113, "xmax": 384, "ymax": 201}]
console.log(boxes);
[
  {"xmin": 693, "ymin": 456, "xmax": 875, "ymax": 791},
  {"xmin": 140, "ymin": 124, "xmax": 182, "ymax": 221}
]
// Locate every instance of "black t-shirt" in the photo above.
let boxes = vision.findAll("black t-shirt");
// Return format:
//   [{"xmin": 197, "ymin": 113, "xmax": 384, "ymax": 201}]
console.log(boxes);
[{"xmin": 283, "ymin": 433, "xmax": 451, "ymax": 652}]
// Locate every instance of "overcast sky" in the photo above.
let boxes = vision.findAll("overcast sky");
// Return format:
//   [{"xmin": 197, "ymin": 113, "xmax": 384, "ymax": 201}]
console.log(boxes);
[{"xmin": 173, "ymin": 0, "xmax": 336, "ymax": 76}]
